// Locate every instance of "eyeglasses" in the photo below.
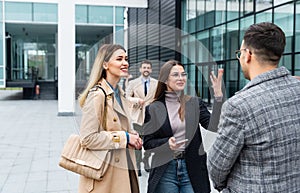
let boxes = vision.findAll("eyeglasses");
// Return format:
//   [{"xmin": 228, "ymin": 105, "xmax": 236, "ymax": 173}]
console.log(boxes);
[
  {"xmin": 235, "ymin": 48, "xmax": 252, "ymax": 59},
  {"xmin": 170, "ymin": 72, "xmax": 187, "ymax": 79}
]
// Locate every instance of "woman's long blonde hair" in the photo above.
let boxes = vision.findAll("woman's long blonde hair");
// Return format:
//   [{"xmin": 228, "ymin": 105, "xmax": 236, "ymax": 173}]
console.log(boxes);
[{"xmin": 78, "ymin": 44, "xmax": 126, "ymax": 107}]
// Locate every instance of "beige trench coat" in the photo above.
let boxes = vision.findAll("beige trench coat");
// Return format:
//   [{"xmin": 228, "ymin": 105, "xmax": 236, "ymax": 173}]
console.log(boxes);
[{"xmin": 78, "ymin": 79, "xmax": 139, "ymax": 193}]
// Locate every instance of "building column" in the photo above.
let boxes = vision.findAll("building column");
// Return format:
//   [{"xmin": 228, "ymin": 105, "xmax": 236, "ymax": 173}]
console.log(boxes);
[{"xmin": 57, "ymin": 0, "xmax": 75, "ymax": 116}]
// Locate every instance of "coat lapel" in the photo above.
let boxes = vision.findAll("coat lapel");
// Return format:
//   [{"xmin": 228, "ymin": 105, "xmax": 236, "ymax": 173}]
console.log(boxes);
[
  {"xmin": 137, "ymin": 81, "xmax": 145, "ymax": 98},
  {"xmin": 144, "ymin": 78, "xmax": 155, "ymax": 100}
]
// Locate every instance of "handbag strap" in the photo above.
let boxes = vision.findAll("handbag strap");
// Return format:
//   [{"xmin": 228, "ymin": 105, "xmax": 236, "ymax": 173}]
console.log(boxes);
[{"xmin": 95, "ymin": 85, "xmax": 107, "ymax": 131}]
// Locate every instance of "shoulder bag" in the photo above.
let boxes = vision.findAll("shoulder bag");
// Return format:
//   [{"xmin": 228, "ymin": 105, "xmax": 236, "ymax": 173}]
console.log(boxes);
[{"xmin": 59, "ymin": 86, "xmax": 111, "ymax": 181}]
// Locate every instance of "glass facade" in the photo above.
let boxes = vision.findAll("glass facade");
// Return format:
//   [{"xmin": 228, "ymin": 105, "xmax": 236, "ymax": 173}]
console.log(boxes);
[
  {"xmin": 74, "ymin": 5, "xmax": 125, "ymax": 94},
  {"xmin": 5, "ymin": 2, "xmax": 57, "ymax": 22},
  {"xmin": 33, "ymin": 3, "xmax": 57, "ymax": 22},
  {"xmin": 4, "ymin": 2, "xmax": 57, "ymax": 84},
  {"xmin": 182, "ymin": 0, "xmax": 300, "ymax": 101},
  {"xmin": 0, "ymin": 1, "xmax": 4, "ymax": 87},
  {"xmin": 1, "ymin": 1, "xmax": 125, "ymax": 92},
  {"xmin": 75, "ymin": 5, "xmax": 124, "ymax": 25}
]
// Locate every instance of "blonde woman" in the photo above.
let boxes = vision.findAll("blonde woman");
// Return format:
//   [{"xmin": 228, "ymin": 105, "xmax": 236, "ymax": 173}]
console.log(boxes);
[{"xmin": 78, "ymin": 44, "xmax": 142, "ymax": 193}]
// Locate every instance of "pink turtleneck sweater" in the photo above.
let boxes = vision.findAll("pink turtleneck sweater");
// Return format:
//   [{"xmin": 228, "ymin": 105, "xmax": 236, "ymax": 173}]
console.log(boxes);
[{"xmin": 165, "ymin": 91, "xmax": 186, "ymax": 151}]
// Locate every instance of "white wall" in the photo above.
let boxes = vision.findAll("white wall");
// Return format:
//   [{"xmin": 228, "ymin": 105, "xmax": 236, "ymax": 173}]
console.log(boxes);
[{"xmin": 57, "ymin": 0, "xmax": 75, "ymax": 115}]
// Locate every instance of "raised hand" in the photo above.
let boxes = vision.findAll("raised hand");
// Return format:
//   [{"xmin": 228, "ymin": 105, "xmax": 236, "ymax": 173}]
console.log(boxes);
[{"xmin": 210, "ymin": 68, "xmax": 224, "ymax": 97}]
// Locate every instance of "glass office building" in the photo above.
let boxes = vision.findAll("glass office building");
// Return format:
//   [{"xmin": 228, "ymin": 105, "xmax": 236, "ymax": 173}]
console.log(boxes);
[
  {"xmin": 181, "ymin": 0, "xmax": 300, "ymax": 101},
  {"xmin": 128, "ymin": 0, "xmax": 299, "ymax": 103}
]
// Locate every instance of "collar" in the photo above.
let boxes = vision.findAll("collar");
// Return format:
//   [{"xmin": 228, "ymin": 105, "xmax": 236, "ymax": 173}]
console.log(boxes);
[
  {"xmin": 141, "ymin": 76, "xmax": 150, "ymax": 82},
  {"xmin": 236, "ymin": 66, "xmax": 290, "ymax": 94},
  {"xmin": 98, "ymin": 79, "xmax": 114, "ymax": 96}
]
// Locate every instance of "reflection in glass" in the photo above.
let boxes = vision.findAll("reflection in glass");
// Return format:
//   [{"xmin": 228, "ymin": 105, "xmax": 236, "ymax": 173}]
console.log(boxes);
[
  {"xmin": 89, "ymin": 6, "xmax": 113, "ymax": 24},
  {"xmin": 0, "ymin": 3, "xmax": 2, "ymax": 21},
  {"xmin": 256, "ymin": 10, "xmax": 272, "ymax": 23},
  {"xmin": 33, "ymin": 3, "xmax": 57, "ymax": 22},
  {"xmin": 226, "ymin": 21, "xmax": 239, "ymax": 60},
  {"xmin": 115, "ymin": 7, "xmax": 124, "ymax": 25},
  {"xmin": 256, "ymin": 0, "xmax": 272, "ymax": 12},
  {"xmin": 196, "ymin": 0, "xmax": 205, "ymax": 31},
  {"xmin": 182, "ymin": 36, "xmax": 189, "ymax": 64},
  {"xmin": 197, "ymin": 31, "xmax": 209, "ymax": 63},
  {"xmin": 295, "ymin": 54, "xmax": 300, "ymax": 76},
  {"xmin": 216, "ymin": 0, "xmax": 226, "ymax": 25},
  {"xmin": 187, "ymin": 0, "xmax": 196, "ymax": 20},
  {"xmin": 296, "ymin": 2, "xmax": 300, "ymax": 52},
  {"xmin": 5, "ymin": 2, "xmax": 32, "ymax": 21},
  {"xmin": 274, "ymin": 0, "xmax": 288, "ymax": 7},
  {"xmin": 187, "ymin": 0, "xmax": 196, "ymax": 33},
  {"xmin": 227, "ymin": 0, "xmax": 239, "ymax": 21},
  {"xmin": 279, "ymin": 55, "xmax": 292, "ymax": 71},
  {"xmin": 211, "ymin": 25, "xmax": 226, "ymax": 61},
  {"xmin": 76, "ymin": 5, "xmax": 88, "ymax": 23},
  {"xmin": 274, "ymin": 3, "xmax": 294, "ymax": 53},
  {"xmin": 115, "ymin": 26, "xmax": 124, "ymax": 46},
  {"xmin": 205, "ymin": 0, "xmax": 215, "ymax": 28},
  {"xmin": 241, "ymin": 0, "xmax": 253, "ymax": 16},
  {"xmin": 239, "ymin": 16, "xmax": 254, "ymax": 43}
]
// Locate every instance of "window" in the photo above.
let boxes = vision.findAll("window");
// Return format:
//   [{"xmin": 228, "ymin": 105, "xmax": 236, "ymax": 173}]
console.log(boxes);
[
  {"xmin": 256, "ymin": 9, "xmax": 272, "ymax": 23},
  {"xmin": 227, "ymin": 0, "xmax": 239, "ymax": 21},
  {"xmin": 211, "ymin": 25, "xmax": 226, "ymax": 61},
  {"xmin": 296, "ymin": 1, "xmax": 300, "ymax": 52},
  {"xmin": 115, "ymin": 26, "xmax": 124, "ymax": 45},
  {"xmin": 226, "ymin": 21, "xmax": 239, "ymax": 60},
  {"xmin": 5, "ymin": 2, "xmax": 32, "ymax": 21},
  {"xmin": 239, "ymin": 16, "xmax": 254, "ymax": 42},
  {"xmin": 89, "ymin": 6, "xmax": 113, "ymax": 24},
  {"xmin": 256, "ymin": 0, "xmax": 273, "ymax": 12},
  {"xmin": 76, "ymin": 5, "xmax": 88, "ymax": 23},
  {"xmin": 197, "ymin": 31, "xmax": 210, "ymax": 63},
  {"xmin": 33, "ymin": 3, "xmax": 57, "ymax": 22},
  {"xmin": 115, "ymin": 7, "xmax": 124, "ymax": 24},
  {"xmin": 295, "ymin": 54, "xmax": 300, "ymax": 76},
  {"xmin": 274, "ymin": 3, "xmax": 294, "ymax": 53}
]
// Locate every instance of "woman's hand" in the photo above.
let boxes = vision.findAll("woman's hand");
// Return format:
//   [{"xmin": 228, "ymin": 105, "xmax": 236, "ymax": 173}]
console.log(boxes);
[
  {"xmin": 168, "ymin": 137, "xmax": 186, "ymax": 150},
  {"xmin": 210, "ymin": 68, "xmax": 224, "ymax": 97},
  {"xmin": 128, "ymin": 133, "xmax": 143, "ymax": 150}
]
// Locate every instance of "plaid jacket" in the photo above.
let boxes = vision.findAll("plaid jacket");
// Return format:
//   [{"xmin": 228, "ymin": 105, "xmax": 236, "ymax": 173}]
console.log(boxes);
[{"xmin": 207, "ymin": 67, "xmax": 300, "ymax": 193}]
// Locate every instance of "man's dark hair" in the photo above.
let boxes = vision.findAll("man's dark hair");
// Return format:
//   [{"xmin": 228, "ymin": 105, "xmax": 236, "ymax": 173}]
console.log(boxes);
[
  {"xmin": 140, "ymin": 60, "xmax": 152, "ymax": 67},
  {"xmin": 244, "ymin": 22, "xmax": 286, "ymax": 64}
]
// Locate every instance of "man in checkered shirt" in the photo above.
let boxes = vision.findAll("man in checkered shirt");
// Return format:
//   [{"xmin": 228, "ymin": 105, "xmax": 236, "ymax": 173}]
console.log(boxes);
[{"xmin": 207, "ymin": 22, "xmax": 300, "ymax": 193}]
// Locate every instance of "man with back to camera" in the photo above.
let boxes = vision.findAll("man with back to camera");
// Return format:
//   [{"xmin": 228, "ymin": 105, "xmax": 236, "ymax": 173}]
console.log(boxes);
[
  {"xmin": 126, "ymin": 60, "xmax": 158, "ymax": 176},
  {"xmin": 207, "ymin": 22, "xmax": 300, "ymax": 192}
]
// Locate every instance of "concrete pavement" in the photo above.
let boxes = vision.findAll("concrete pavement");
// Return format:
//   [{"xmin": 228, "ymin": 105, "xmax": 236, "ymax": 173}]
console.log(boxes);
[
  {"xmin": 0, "ymin": 90, "xmax": 147, "ymax": 193},
  {"xmin": 0, "ymin": 90, "xmax": 217, "ymax": 193}
]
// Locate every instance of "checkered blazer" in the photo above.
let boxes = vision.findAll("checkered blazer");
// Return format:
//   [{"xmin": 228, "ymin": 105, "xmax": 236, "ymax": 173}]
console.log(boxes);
[{"xmin": 207, "ymin": 66, "xmax": 300, "ymax": 193}]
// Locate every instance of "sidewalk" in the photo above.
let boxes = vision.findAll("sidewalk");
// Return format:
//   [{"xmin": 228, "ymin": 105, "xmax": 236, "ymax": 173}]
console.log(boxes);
[{"xmin": 0, "ymin": 90, "xmax": 149, "ymax": 193}]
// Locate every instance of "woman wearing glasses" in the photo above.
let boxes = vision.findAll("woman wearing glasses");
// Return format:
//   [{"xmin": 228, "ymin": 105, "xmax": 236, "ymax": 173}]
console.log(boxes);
[{"xmin": 142, "ymin": 59, "xmax": 224, "ymax": 193}]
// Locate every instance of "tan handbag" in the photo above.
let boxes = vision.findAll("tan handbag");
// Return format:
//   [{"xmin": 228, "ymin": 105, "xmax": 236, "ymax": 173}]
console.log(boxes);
[
  {"xmin": 59, "ymin": 134, "xmax": 111, "ymax": 180},
  {"xmin": 59, "ymin": 85, "xmax": 111, "ymax": 180}
]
